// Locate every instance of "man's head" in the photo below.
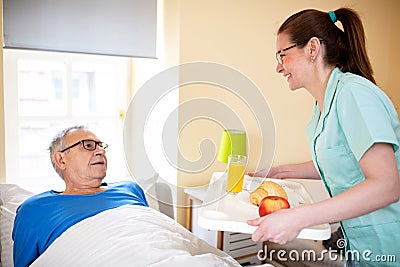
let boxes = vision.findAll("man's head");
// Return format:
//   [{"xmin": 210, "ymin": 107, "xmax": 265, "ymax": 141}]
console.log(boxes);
[{"xmin": 49, "ymin": 126, "xmax": 108, "ymax": 183}]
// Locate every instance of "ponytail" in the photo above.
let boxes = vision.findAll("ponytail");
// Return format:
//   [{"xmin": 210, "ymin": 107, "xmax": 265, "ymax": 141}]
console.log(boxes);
[{"xmin": 334, "ymin": 8, "xmax": 376, "ymax": 84}]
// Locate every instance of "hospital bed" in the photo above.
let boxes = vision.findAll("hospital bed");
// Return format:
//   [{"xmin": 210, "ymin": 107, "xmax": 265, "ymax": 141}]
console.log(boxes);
[{"xmin": 0, "ymin": 180, "xmax": 245, "ymax": 267}]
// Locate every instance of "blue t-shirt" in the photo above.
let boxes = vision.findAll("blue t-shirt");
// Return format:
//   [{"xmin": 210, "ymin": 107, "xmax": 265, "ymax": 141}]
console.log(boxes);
[{"xmin": 12, "ymin": 181, "xmax": 148, "ymax": 267}]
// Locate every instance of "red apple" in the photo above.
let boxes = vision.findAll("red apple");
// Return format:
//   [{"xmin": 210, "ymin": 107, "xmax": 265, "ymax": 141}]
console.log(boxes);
[{"xmin": 258, "ymin": 196, "xmax": 290, "ymax": 217}]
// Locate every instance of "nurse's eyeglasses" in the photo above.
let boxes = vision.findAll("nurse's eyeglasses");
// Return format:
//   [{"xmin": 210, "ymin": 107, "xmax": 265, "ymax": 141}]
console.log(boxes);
[
  {"xmin": 275, "ymin": 39, "xmax": 323, "ymax": 65},
  {"xmin": 276, "ymin": 44, "xmax": 298, "ymax": 65}
]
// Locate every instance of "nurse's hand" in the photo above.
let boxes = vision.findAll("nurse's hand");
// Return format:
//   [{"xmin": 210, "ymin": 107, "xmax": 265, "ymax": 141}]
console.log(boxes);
[
  {"xmin": 247, "ymin": 168, "xmax": 270, "ymax": 178},
  {"xmin": 247, "ymin": 166, "xmax": 288, "ymax": 179},
  {"xmin": 247, "ymin": 209, "xmax": 302, "ymax": 244}
]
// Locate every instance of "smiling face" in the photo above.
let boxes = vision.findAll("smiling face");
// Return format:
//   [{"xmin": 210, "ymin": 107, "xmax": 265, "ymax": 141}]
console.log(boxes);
[
  {"xmin": 275, "ymin": 33, "xmax": 311, "ymax": 91},
  {"xmin": 55, "ymin": 129, "xmax": 108, "ymax": 190}
]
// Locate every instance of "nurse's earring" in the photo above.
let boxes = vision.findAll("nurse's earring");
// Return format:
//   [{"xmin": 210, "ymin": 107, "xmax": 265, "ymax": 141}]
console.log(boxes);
[{"xmin": 309, "ymin": 49, "xmax": 315, "ymax": 63}]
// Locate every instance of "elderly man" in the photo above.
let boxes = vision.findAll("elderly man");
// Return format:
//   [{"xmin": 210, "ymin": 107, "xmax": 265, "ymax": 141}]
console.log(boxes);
[{"xmin": 12, "ymin": 125, "xmax": 148, "ymax": 267}]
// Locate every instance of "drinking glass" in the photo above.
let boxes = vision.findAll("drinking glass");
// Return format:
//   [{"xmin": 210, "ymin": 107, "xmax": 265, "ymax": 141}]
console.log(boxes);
[{"xmin": 226, "ymin": 154, "xmax": 247, "ymax": 193}]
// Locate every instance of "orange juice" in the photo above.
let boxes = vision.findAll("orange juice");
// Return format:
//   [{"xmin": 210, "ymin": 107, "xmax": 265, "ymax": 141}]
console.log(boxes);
[{"xmin": 226, "ymin": 162, "xmax": 246, "ymax": 193}]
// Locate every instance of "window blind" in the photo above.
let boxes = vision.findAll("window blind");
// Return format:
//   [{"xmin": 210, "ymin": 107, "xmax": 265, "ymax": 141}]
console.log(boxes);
[{"xmin": 3, "ymin": 0, "xmax": 157, "ymax": 58}]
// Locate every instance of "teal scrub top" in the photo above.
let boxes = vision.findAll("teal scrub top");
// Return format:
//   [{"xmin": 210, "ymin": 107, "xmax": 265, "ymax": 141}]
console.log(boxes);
[{"xmin": 307, "ymin": 68, "xmax": 400, "ymax": 266}]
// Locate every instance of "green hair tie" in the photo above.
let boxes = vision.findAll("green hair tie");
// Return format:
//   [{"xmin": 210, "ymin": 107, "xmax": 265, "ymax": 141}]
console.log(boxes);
[{"xmin": 329, "ymin": 11, "xmax": 337, "ymax": 23}]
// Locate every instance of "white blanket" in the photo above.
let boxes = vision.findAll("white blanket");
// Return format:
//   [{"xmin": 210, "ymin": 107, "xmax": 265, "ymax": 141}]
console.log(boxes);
[{"xmin": 30, "ymin": 205, "xmax": 241, "ymax": 267}]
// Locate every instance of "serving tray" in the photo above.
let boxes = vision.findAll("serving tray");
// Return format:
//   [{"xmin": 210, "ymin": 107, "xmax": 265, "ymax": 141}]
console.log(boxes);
[{"xmin": 198, "ymin": 172, "xmax": 331, "ymax": 240}]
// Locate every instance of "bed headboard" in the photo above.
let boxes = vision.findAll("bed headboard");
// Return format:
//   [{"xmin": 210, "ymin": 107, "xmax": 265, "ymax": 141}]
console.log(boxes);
[
  {"xmin": 0, "ymin": 184, "xmax": 34, "ymax": 267},
  {"xmin": 140, "ymin": 173, "xmax": 175, "ymax": 220},
  {"xmin": 154, "ymin": 182, "xmax": 174, "ymax": 219}
]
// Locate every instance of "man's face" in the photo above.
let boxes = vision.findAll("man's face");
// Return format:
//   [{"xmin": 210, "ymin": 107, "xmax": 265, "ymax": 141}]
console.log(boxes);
[{"xmin": 60, "ymin": 129, "xmax": 107, "ymax": 184}]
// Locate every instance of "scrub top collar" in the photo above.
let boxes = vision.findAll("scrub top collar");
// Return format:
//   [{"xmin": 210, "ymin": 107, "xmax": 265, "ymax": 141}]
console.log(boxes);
[
  {"xmin": 312, "ymin": 67, "xmax": 342, "ymax": 140},
  {"xmin": 321, "ymin": 67, "xmax": 342, "ymax": 118}
]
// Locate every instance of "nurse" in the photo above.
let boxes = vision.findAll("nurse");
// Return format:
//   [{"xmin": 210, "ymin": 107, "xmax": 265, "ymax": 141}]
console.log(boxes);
[{"xmin": 247, "ymin": 8, "xmax": 400, "ymax": 266}]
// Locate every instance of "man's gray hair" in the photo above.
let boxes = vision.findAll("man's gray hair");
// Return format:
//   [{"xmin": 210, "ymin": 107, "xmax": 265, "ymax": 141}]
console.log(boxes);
[{"xmin": 48, "ymin": 125, "xmax": 87, "ymax": 178}]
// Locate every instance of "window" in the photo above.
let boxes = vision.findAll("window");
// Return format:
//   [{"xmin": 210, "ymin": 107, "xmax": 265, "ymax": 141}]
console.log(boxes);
[{"xmin": 4, "ymin": 49, "xmax": 131, "ymax": 193}]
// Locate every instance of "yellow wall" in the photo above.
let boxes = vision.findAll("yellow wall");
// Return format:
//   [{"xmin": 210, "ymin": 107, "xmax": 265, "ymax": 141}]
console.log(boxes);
[{"xmin": 167, "ymin": 0, "xmax": 400, "ymax": 224}]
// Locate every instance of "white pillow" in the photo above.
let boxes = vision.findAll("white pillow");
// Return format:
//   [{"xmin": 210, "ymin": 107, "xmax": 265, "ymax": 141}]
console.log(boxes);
[{"xmin": 0, "ymin": 184, "xmax": 34, "ymax": 267}]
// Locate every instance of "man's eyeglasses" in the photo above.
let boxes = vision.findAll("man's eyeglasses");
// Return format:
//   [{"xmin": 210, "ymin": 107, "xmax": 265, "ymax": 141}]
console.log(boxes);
[
  {"xmin": 275, "ymin": 44, "xmax": 298, "ymax": 65},
  {"xmin": 59, "ymin": 139, "xmax": 108, "ymax": 153}
]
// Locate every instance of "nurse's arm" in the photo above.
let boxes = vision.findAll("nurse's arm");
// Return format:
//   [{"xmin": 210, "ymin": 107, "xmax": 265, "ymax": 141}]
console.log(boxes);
[
  {"xmin": 248, "ymin": 161, "xmax": 321, "ymax": 179},
  {"xmin": 294, "ymin": 142, "xmax": 400, "ymax": 228}
]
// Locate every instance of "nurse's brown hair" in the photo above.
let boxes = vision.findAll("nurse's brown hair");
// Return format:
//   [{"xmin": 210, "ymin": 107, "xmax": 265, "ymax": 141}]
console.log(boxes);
[{"xmin": 278, "ymin": 8, "xmax": 376, "ymax": 84}]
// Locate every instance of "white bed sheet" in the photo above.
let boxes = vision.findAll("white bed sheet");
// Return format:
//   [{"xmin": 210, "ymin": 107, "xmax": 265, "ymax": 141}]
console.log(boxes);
[{"xmin": 31, "ymin": 205, "xmax": 241, "ymax": 267}]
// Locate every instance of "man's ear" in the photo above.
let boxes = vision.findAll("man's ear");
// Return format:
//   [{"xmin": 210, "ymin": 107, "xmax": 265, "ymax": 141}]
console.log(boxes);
[{"xmin": 54, "ymin": 152, "xmax": 67, "ymax": 170}]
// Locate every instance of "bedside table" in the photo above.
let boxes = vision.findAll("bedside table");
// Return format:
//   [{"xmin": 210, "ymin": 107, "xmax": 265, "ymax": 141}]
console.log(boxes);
[{"xmin": 184, "ymin": 186, "xmax": 263, "ymax": 266}]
